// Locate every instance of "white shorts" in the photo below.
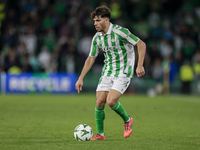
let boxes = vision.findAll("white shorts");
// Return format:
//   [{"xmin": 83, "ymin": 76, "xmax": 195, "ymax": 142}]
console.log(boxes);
[{"xmin": 96, "ymin": 76, "xmax": 131, "ymax": 94}]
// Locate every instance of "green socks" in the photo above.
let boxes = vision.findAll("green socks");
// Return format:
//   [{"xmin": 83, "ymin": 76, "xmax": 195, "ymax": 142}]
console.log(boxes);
[
  {"xmin": 95, "ymin": 106, "xmax": 105, "ymax": 134},
  {"xmin": 95, "ymin": 102, "xmax": 129, "ymax": 134},
  {"xmin": 111, "ymin": 102, "xmax": 129, "ymax": 122}
]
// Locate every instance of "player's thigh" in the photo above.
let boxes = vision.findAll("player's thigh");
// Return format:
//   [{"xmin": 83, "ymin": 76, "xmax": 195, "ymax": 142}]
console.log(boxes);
[
  {"xmin": 106, "ymin": 89, "xmax": 122, "ymax": 104},
  {"xmin": 96, "ymin": 91, "xmax": 108, "ymax": 108}
]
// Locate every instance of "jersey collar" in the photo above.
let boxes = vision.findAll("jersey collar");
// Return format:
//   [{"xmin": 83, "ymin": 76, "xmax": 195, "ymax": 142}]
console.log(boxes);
[{"xmin": 98, "ymin": 22, "xmax": 113, "ymax": 36}]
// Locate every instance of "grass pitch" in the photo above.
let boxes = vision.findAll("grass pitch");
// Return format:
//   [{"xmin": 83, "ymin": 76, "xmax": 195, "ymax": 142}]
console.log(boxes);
[{"xmin": 0, "ymin": 94, "xmax": 200, "ymax": 150}]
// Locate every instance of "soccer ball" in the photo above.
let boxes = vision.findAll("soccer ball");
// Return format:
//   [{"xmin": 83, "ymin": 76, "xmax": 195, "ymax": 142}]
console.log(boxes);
[{"xmin": 74, "ymin": 124, "xmax": 93, "ymax": 141}]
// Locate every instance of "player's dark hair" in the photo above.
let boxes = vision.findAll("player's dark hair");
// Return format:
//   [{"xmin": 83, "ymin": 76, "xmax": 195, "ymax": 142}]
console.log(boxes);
[{"xmin": 90, "ymin": 6, "xmax": 111, "ymax": 19}]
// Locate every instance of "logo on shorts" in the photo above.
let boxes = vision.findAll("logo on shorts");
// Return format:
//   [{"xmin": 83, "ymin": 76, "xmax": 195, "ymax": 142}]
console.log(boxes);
[{"xmin": 125, "ymin": 81, "xmax": 129, "ymax": 87}]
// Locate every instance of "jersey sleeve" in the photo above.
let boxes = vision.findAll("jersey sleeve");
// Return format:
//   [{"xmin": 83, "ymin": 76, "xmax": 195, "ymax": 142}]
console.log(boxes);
[
  {"xmin": 89, "ymin": 34, "xmax": 99, "ymax": 57},
  {"xmin": 113, "ymin": 27, "xmax": 140, "ymax": 46},
  {"xmin": 127, "ymin": 31, "xmax": 140, "ymax": 46}
]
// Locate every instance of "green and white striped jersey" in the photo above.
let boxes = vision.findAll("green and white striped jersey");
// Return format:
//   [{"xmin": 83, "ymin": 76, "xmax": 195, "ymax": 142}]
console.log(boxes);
[{"xmin": 89, "ymin": 23, "xmax": 140, "ymax": 78}]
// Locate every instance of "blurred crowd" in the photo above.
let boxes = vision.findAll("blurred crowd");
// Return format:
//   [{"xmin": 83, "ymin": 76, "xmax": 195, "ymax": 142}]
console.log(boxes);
[{"xmin": 0, "ymin": 0, "xmax": 200, "ymax": 89}]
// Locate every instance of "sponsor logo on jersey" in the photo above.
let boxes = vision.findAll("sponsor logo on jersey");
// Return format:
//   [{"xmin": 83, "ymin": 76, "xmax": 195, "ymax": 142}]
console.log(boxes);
[{"xmin": 99, "ymin": 46, "xmax": 118, "ymax": 52}]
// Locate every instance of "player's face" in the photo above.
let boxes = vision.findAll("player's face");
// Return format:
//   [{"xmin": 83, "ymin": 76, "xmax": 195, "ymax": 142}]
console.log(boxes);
[{"xmin": 93, "ymin": 16, "xmax": 106, "ymax": 32}]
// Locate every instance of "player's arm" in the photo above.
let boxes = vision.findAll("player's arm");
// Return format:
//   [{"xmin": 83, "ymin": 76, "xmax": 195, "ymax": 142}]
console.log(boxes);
[
  {"xmin": 135, "ymin": 39, "xmax": 146, "ymax": 78},
  {"xmin": 118, "ymin": 28, "xmax": 146, "ymax": 77},
  {"xmin": 75, "ymin": 56, "xmax": 97, "ymax": 93}
]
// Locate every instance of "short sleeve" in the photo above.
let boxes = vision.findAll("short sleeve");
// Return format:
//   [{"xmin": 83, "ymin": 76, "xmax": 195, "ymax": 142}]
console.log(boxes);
[
  {"xmin": 113, "ymin": 27, "xmax": 140, "ymax": 46},
  {"xmin": 126, "ymin": 32, "xmax": 140, "ymax": 46},
  {"xmin": 89, "ymin": 34, "xmax": 99, "ymax": 57}
]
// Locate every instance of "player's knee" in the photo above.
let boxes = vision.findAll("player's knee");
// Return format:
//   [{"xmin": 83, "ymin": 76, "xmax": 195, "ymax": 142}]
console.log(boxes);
[
  {"xmin": 106, "ymin": 99, "xmax": 116, "ymax": 108},
  {"xmin": 96, "ymin": 98, "xmax": 106, "ymax": 108}
]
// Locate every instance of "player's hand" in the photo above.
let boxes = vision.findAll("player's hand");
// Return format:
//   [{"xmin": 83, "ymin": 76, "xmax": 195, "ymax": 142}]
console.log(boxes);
[
  {"xmin": 136, "ymin": 66, "xmax": 145, "ymax": 78},
  {"xmin": 75, "ymin": 79, "xmax": 83, "ymax": 93}
]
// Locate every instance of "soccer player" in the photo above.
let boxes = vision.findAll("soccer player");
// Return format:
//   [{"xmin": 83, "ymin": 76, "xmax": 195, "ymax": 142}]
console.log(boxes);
[{"xmin": 75, "ymin": 6, "xmax": 146, "ymax": 140}]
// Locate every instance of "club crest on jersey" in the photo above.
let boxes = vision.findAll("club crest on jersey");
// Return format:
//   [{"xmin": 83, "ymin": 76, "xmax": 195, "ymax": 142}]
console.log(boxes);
[{"xmin": 111, "ymin": 38, "xmax": 115, "ymax": 42}]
